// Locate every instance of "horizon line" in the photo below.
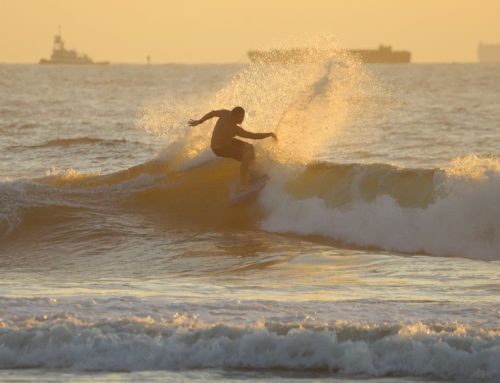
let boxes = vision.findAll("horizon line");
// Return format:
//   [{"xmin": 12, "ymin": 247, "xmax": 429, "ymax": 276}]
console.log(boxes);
[{"xmin": 0, "ymin": 60, "xmax": 485, "ymax": 65}]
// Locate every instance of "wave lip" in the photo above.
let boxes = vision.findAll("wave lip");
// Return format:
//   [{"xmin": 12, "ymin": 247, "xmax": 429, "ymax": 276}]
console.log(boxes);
[{"xmin": 0, "ymin": 317, "xmax": 498, "ymax": 380}]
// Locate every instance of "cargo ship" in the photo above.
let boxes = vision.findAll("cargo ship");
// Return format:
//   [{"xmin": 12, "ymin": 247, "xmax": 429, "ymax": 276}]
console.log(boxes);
[
  {"xmin": 478, "ymin": 43, "xmax": 500, "ymax": 63},
  {"xmin": 39, "ymin": 28, "xmax": 109, "ymax": 65},
  {"xmin": 248, "ymin": 45, "xmax": 411, "ymax": 64}
]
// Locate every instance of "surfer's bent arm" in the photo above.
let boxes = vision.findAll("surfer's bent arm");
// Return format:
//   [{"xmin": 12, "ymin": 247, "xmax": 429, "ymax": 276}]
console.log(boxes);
[
  {"xmin": 236, "ymin": 127, "xmax": 277, "ymax": 140},
  {"xmin": 188, "ymin": 110, "xmax": 224, "ymax": 127}
]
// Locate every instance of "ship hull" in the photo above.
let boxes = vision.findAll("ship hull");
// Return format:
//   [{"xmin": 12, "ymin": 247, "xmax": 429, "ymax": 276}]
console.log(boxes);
[
  {"xmin": 349, "ymin": 49, "xmax": 410, "ymax": 64},
  {"xmin": 39, "ymin": 59, "xmax": 110, "ymax": 65},
  {"xmin": 248, "ymin": 46, "xmax": 411, "ymax": 64}
]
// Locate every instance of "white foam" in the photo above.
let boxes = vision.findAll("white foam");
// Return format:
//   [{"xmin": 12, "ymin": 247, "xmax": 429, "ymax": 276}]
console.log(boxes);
[
  {"xmin": 261, "ymin": 157, "xmax": 500, "ymax": 260},
  {"xmin": 0, "ymin": 316, "xmax": 497, "ymax": 380}
]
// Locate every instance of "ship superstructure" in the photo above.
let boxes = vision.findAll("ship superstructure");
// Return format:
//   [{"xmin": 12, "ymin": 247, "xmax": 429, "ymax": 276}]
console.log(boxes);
[{"xmin": 39, "ymin": 28, "xmax": 109, "ymax": 65}]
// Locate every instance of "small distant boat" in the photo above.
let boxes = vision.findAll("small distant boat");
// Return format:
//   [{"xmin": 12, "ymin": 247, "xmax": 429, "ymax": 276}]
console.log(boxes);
[
  {"xmin": 39, "ymin": 28, "xmax": 109, "ymax": 65},
  {"xmin": 478, "ymin": 43, "xmax": 500, "ymax": 63},
  {"xmin": 248, "ymin": 45, "xmax": 411, "ymax": 64}
]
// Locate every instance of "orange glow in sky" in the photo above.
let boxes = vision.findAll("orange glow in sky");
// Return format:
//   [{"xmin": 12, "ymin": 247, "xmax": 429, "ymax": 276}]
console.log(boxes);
[{"xmin": 1, "ymin": 0, "xmax": 499, "ymax": 63}]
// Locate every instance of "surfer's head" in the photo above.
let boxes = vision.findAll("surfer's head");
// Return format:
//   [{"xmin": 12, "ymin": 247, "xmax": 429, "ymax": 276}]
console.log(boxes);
[{"xmin": 231, "ymin": 106, "xmax": 245, "ymax": 124}]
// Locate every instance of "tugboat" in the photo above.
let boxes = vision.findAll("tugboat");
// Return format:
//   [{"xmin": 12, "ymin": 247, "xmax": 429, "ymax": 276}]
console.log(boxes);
[
  {"xmin": 39, "ymin": 27, "xmax": 109, "ymax": 65},
  {"xmin": 248, "ymin": 45, "xmax": 411, "ymax": 64}
]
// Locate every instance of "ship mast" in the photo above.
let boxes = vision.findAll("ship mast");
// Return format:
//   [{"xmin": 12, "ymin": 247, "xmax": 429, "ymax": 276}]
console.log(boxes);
[{"xmin": 53, "ymin": 25, "xmax": 64, "ymax": 52}]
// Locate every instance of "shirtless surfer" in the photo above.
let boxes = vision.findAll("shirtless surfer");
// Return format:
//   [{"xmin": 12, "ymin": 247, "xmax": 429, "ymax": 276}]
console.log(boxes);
[{"xmin": 188, "ymin": 107, "xmax": 276, "ymax": 189}]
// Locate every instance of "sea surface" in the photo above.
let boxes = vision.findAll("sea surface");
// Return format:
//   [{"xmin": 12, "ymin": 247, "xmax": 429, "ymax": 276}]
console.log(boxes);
[{"xmin": 0, "ymin": 61, "xmax": 499, "ymax": 382}]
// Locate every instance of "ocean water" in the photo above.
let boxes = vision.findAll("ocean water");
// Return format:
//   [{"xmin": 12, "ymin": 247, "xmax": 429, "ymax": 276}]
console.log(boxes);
[{"xmin": 0, "ymin": 60, "xmax": 499, "ymax": 383}]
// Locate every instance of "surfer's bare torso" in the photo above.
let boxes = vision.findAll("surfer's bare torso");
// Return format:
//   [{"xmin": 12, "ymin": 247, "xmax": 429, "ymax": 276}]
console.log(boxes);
[{"xmin": 210, "ymin": 109, "xmax": 245, "ymax": 150}]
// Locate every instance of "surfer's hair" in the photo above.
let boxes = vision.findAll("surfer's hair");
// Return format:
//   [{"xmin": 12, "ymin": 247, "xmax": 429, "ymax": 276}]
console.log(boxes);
[{"xmin": 231, "ymin": 106, "xmax": 245, "ymax": 116}]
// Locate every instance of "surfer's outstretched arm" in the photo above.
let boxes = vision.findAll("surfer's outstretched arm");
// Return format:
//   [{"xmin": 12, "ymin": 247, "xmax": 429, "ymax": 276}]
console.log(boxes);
[
  {"xmin": 236, "ymin": 127, "xmax": 277, "ymax": 141},
  {"xmin": 188, "ymin": 110, "xmax": 224, "ymax": 127}
]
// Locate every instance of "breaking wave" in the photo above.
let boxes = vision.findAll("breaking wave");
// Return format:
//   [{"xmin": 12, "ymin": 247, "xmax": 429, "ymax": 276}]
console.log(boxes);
[
  {"xmin": 0, "ymin": 314, "xmax": 498, "ymax": 380},
  {"xmin": 261, "ymin": 155, "xmax": 500, "ymax": 260},
  {"xmin": 1, "ymin": 155, "xmax": 498, "ymax": 261}
]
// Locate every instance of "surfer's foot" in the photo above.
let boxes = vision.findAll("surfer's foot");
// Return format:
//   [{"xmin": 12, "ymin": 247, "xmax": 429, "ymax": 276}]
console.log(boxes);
[{"xmin": 237, "ymin": 183, "xmax": 249, "ymax": 192}]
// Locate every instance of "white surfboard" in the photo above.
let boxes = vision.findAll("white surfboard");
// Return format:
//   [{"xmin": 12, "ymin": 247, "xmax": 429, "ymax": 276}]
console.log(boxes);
[{"xmin": 229, "ymin": 175, "xmax": 268, "ymax": 206}]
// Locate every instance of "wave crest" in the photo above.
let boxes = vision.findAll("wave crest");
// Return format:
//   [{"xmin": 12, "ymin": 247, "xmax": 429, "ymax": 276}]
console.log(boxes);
[{"xmin": 0, "ymin": 315, "xmax": 497, "ymax": 380}]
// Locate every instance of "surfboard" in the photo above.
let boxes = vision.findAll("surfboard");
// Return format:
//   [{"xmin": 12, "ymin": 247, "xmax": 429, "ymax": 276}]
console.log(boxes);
[{"xmin": 229, "ymin": 175, "xmax": 268, "ymax": 206}]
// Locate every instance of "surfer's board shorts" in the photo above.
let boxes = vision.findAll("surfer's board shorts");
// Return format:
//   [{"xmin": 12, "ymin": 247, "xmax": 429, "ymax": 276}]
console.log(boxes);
[{"xmin": 212, "ymin": 139, "xmax": 254, "ymax": 162}]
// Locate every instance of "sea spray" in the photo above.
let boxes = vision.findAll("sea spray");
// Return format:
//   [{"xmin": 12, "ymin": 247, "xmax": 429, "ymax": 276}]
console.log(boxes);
[{"xmin": 139, "ymin": 37, "xmax": 381, "ymax": 167}]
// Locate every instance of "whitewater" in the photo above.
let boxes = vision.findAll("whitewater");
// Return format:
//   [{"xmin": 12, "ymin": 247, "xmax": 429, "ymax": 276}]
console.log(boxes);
[{"xmin": 0, "ymin": 56, "xmax": 499, "ymax": 382}]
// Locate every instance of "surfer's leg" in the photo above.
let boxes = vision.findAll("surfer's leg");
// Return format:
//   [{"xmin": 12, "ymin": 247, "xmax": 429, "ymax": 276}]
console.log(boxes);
[
  {"xmin": 212, "ymin": 139, "xmax": 255, "ymax": 188},
  {"xmin": 240, "ymin": 144, "xmax": 255, "ymax": 187}
]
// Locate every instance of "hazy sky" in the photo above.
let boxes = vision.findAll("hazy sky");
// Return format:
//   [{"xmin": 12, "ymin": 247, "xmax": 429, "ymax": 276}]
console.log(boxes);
[{"xmin": 1, "ymin": 0, "xmax": 499, "ymax": 63}]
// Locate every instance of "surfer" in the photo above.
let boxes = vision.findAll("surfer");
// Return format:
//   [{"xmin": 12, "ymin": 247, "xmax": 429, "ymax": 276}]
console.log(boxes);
[{"xmin": 188, "ymin": 107, "xmax": 276, "ymax": 189}]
